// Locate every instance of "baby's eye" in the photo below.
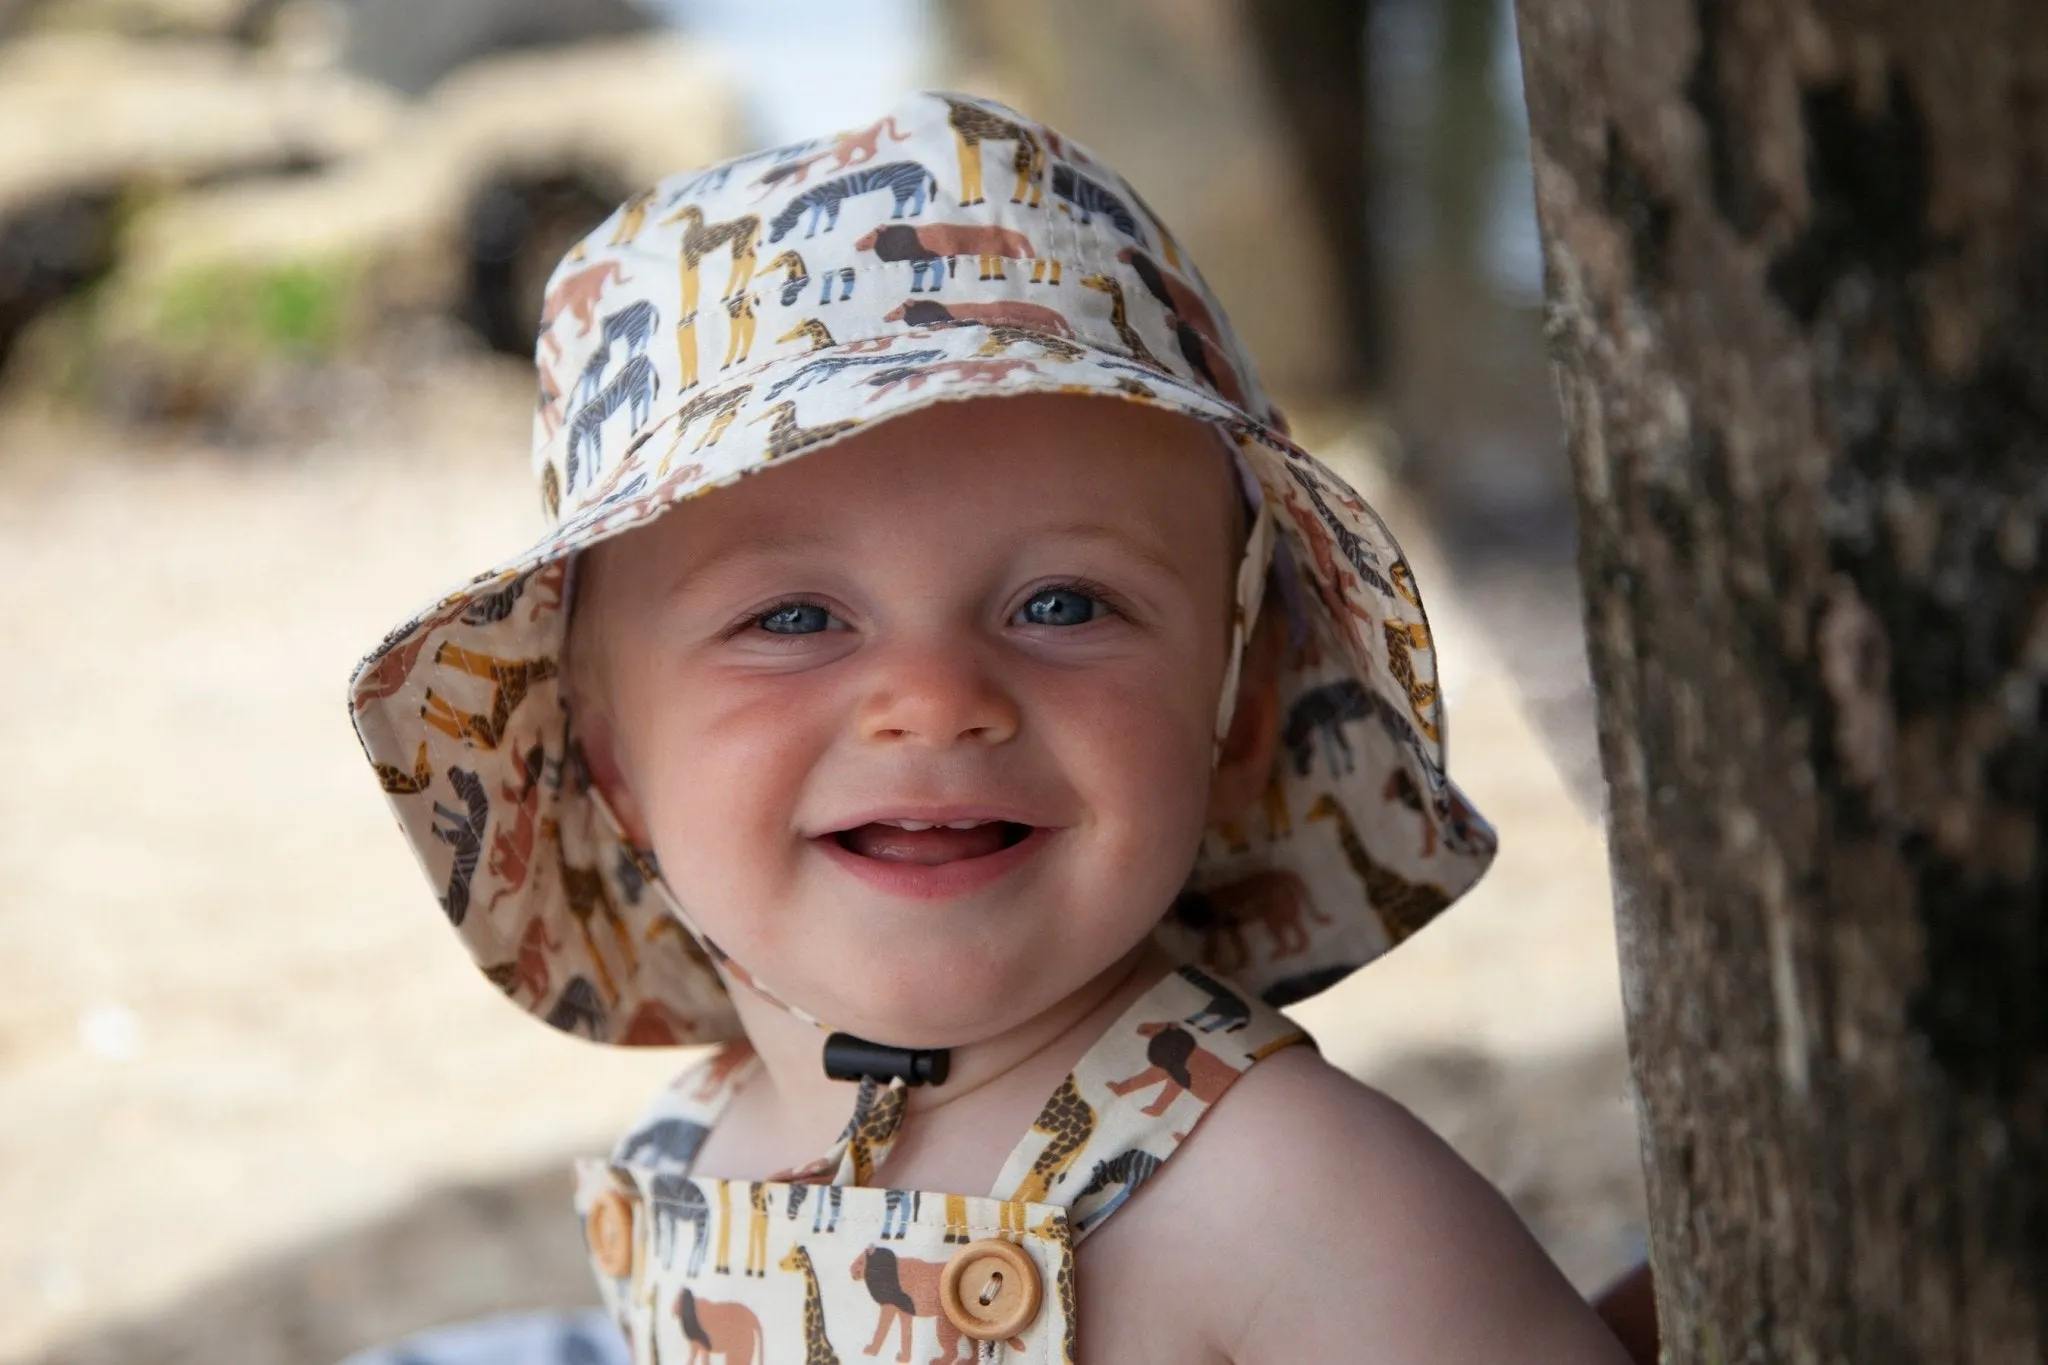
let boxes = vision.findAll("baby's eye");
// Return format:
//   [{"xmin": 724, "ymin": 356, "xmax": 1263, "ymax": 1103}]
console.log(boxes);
[
  {"xmin": 756, "ymin": 601, "xmax": 834, "ymax": 635},
  {"xmin": 1016, "ymin": 587, "xmax": 1103, "ymax": 627}
]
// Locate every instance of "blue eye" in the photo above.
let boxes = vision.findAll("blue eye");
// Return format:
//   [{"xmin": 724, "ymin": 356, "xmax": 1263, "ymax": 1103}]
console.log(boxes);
[
  {"xmin": 1017, "ymin": 587, "xmax": 1102, "ymax": 627},
  {"xmin": 757, "ymin": 601, "xmax": 832, "ymax": 634}
]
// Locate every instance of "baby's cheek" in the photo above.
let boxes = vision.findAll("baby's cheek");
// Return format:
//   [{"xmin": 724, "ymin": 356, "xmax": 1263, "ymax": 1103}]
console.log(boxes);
[
  {"xmin": 1076, "ymin": 701, "xmax": 1215, "ymax": 852},
  {"xmin": 639, "ymin": 720, "xmax": 808, "ymax": 910}
]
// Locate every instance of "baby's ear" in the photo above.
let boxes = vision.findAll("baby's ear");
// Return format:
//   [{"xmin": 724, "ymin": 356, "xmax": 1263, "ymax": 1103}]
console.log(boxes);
[{"xmin": 1207, "ymin": 580, "xmax": 1288, "ymax": 825}]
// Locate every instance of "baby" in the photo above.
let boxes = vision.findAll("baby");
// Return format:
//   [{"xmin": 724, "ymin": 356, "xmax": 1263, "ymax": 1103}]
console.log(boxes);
[{"xmin": 349, "ymin": 91, "xmax": 1636, "ymax": 1364}]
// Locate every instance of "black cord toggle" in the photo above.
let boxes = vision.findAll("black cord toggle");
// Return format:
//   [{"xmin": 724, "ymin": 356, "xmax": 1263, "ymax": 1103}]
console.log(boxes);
[{"xmin": 822, "ymin": 1033, "xmax": 951, "ymax": 1086}]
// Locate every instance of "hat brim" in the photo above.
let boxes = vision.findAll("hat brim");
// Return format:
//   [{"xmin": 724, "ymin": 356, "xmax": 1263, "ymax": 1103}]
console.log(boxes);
[{"xmin": 348, "ymin": 320, "xmax": 1496, "ymax": 1046}]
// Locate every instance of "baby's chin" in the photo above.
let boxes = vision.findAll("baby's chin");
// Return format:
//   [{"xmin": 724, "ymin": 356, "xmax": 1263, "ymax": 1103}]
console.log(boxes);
[{"xmin": 778, "ymin": 930, "xmax": 1144, "ymax": 1050}]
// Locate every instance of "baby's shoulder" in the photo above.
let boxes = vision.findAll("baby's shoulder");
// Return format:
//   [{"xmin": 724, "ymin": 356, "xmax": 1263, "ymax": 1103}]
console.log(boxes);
[
  {"xmin": 1150, "ymin": 1042, "xmax": 1448, "ymax": 1226},
  {"xmin": 1086, "ymin": 1047, "xmax": 1628, "ymax": 1365}
]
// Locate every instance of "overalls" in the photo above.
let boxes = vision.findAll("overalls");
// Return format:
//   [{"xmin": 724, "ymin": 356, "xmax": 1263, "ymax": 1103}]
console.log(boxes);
[{"xmin": 574, "ymin": 964, "xmax": 1308, "ymax": 1364}]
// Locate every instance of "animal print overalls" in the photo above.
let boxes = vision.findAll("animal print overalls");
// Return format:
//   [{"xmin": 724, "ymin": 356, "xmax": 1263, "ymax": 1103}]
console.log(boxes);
[{"xmin": 573, "ymin": 964, "xmax": 1307, "ymax": 1364}]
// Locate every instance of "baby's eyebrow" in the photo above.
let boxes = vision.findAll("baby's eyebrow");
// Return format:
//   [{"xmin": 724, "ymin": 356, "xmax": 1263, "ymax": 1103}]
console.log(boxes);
[
  {"xmin": 658, "ymin": 520, "xmax": 1193, "ymax": 607},
  {"xmin": 658, "ymin": 532, "xmax": 825, "ymax": 603},
  {"xmin": 1031, "ymin": 521, "xmax": 1189, "ymax": 582}
]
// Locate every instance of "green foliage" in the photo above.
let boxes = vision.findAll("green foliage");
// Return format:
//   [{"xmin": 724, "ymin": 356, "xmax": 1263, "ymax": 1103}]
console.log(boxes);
[{"xmin": 146, "ymin": 256, "xmax": 360, "ymax": 357}]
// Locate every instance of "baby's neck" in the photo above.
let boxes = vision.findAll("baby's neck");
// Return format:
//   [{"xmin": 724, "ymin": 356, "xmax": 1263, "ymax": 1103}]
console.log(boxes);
[{"xmin": 693, "ymin": 941, "xmax": 1173, "ymax": 1189}]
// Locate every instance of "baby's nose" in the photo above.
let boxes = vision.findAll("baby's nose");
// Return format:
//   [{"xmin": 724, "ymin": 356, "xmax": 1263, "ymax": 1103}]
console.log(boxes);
[{"xmin": 855, "ymin": 645, "xmax": 1021, "ymax": 747}]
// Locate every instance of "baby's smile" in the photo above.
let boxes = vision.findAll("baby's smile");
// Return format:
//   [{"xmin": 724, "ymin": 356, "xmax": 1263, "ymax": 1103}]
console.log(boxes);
[
  {"xmin": 827, "ymin": 816, "xmax": 1038, "ymax": 865},
  {"xmin": 818, "ymin": 815, "xmax": 1052, "ymax": 898}
]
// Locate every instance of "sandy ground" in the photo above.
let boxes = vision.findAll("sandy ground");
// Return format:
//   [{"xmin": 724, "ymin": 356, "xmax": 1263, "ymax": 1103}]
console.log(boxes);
[{"xmin": 0, "ymin": 363, "xmax": 1644, "ymax": 1365}]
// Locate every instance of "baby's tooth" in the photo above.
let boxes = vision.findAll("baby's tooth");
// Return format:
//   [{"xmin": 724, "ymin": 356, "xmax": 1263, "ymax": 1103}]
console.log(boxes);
[
  {"xmin": 942, "ymin": 820, "xmax": 985, "ymax": 829},
  {"xmin": 890, "ymin": 820, "xmax": 934, "ymax": 831}
]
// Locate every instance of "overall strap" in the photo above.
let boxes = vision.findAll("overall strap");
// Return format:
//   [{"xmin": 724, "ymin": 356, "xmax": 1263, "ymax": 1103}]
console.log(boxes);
[
  {"xmin": 765, "ymin": 1073, "xmax": 913, "ymax": 1187},
  {"xmin": 987, "ymin": 962, "xmax": 1311, "ymax": 1245},
  {"xmin": 607, "ymin": 1039, "xmax": 757, "ymax": 1173}
]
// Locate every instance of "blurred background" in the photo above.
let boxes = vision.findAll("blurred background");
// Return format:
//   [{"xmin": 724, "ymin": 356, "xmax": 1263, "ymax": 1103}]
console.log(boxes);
[{"xmin": 0, "ymin": 1, "xmax": 1639, "ymax": 1361}]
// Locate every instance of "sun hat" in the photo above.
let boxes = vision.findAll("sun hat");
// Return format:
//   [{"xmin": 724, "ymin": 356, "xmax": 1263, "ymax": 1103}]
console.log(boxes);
[{"xmin": 346, "ymin": 89, "xmax": 1497, "ymax": 1048}]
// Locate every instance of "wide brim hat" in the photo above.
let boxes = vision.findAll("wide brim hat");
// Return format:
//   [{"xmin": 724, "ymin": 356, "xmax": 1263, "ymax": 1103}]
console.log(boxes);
[{"xmin": 347, "ymin": 90, "xmax": 1497, "ymax": 1047}]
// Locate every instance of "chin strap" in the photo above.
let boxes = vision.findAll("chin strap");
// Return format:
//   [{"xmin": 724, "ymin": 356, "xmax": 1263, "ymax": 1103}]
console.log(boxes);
[
  {"xmin": 823, "ymin": 1033, "xmax": 951, "ymax": 1085},
  {"xmin": 1212, "ymin": 432, "xmax": 1277, "ymax": 767},
  {"xmin": 591, "ymin": 786, "xmax": 954, "ymax": 1092}
]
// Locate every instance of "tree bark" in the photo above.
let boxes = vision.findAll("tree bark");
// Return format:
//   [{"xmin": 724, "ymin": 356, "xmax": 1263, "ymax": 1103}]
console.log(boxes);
[
  {"xmin": 1239, "ymin": 0, "xmax": 1381, "ymax": 390},
  {"xmin": 1511, "ymin": 2, "xmax": 2048, "ymax": 1362}
]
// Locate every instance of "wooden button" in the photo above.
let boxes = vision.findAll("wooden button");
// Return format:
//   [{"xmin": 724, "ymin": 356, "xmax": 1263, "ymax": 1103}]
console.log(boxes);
[
  {"xmin": 939, "ymin": 1238, "xmax": 1041, "ymax": 1341},
  {"xmin": 585, "ymin": 1189, "xmax": 636, "ymax": 1278}
]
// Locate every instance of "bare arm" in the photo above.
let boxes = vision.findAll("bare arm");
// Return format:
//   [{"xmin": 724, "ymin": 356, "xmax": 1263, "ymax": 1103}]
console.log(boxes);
[{"xmin": 1185, "ymin": 1049, "xmax": 1635, "ymax": 1365}]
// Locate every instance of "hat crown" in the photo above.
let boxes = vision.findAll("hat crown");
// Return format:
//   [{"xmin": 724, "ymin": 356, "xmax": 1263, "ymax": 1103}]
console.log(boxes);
[{"xmin": 530, "ymin": 91, "xmax": 1271, "ymax": 528}]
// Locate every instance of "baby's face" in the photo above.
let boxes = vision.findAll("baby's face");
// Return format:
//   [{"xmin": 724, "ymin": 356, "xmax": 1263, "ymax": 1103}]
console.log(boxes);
[{"xmin": 574, "ymin": 393, "xmax": 1247, "ymax": 1047}]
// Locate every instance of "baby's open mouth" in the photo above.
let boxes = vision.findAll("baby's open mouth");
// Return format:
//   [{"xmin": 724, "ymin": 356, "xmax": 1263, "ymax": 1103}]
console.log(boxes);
[{"xmin": 832, "ymin": 819, "xmax": 1035, "ymax": 865}]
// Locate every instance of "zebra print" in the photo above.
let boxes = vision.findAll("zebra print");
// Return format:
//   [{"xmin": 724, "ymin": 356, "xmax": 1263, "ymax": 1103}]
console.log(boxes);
[
  {"xmin": 565, "ymin": 354, "xmax": 661, "ymax": 494},
  {"xmin": 768, "ymin": 161, "xmax": 939, "ymax": 242},
  {"xmin": 543, "ymin": 976, "xmax": 606, "ymax": 1041},
  {"xmin": 1285, "ymin": 464, "xmax": 1395, "ymax": 596},
  {"xmin": 573, "ymin": 302, "xmax": 660, "ymax": 407},
  {"xmin": 1175, "ymin": 964, "xmax": 1253, "ymax": 1033},
  {"xmin": 571, "ymin": 347, "xmax": 611, "ymax": 408},
  {"xmin": 784, "ymin": 1183, "xmax": 844, "ymax": 1234},
  {"xmin": 662, "ymin": 163, "xmax": 734, "ymax": 204},
  {"xmin": 648, "ymin": 1174, "xmax": 713, "ymax": 1273},
  {"xmin": 460, "ymin": 577, "xmax": 526, "ymax": 627},
  {"xmin": 1073, "ymin": 1149, "xmax": 1162, "ymax": 1234},
  {"xmin": 614, "ymin": 1116, "xmax": 710, "ymax": 1171},
  {"xmin": 1051, "ymin": 163, "xmax": 1143, "ymax": 242},
  {"xmin": 1283, "ymin": 679, "xmax": 1372, "ymax": 777},
  {"xmin": 599, "ymin": 300, "xmax": 658, "ymax": 356},
  {"xmin": 429, "ymin": 766, "xmax": 489, "ymax": 926},
  {"xmin": 879, "ymin": 1188, "xmax": 919, "ymax": 1240},
  {"xmin": 763, "ymin": 348, "xmax": 943, "ymax": 401}
]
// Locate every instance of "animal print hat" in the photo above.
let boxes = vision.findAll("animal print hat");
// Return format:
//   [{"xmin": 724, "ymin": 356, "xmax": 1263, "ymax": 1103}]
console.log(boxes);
[{"xmin": 347, "ymin": 90, "xmax": 1497, "ymax": 1047}]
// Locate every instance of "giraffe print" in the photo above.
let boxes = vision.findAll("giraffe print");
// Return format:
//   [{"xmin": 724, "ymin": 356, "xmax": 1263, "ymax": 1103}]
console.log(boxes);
[
  {"xmin": 1305, "ymin": 794, "xmax": 1451, "ymax": 943},
  {"xmin": 373, "ymin": 741, "xmax": 432, "ymax": 794},
  {"xmin": 719, "ymin": 290, "xmax": 758, "ymax": 371},
  {"xmin": 662, "ymin": 204, "xmax": 761, "ymax": 317},
  {"xmin": 541, "ymin": 817, "xmax": 638, "ymax": 1004},
  {"xmin": 745, "ymin": 1182, "xmax": 770, "ymax": 1277},
  {"xmin": 418, "ymin": 644, "xmax": 558, "ymax": 751},
  {"xmin": 941, "ymin": 93, "xmax": 1044, "ymax": 207},
  {"xmin": 749, "ymin": 401, "xmax": 860, "ymax": 461},
  {"xmin": 1079, "ymin": 273, "xmax": 1164, "ymax": 369},
  {"xmin": 1381, "ymin": 618, "xmax": 1443, "ymax": 743},
  {"xmin": 1007, "ymin": 1075, "xmax": 1095, "ymax": 1205},
  {"xmin": 776, "ymin": 1245, "xmax": 841, "ymax": 1365},
  {"xmin": 1025, "ymin": 1216, "xmax": 1077, "ymax": 1365},
  {"xmin": 839, "ymin": 1077, "xmax": 908, "ymax": 1186},
  {"xmin": 777, "ymin": 317, "xmax": 835, "ymax": 351}
]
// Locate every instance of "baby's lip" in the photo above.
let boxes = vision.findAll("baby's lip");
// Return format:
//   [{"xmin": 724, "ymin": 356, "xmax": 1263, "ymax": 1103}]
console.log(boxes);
[{"xmin": 816, "ymin": 806, "xmax": 1050, "ymax": 835}]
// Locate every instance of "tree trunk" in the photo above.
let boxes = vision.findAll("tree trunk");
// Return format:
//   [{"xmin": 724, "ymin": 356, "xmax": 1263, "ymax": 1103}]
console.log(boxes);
[
  {"xmin": 1510, "ymin": 2, "xmax": 2048, "ymax": 1362},
  {"xmin": 1239, "ymin": 0, "xmax": 1381, "ymax": 390}
]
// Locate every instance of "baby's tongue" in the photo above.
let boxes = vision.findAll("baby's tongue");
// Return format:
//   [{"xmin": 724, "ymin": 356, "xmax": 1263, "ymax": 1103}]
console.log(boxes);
[{"xmin": 840, "ymin": 822, "xmax": 1011, "ymax": 864}]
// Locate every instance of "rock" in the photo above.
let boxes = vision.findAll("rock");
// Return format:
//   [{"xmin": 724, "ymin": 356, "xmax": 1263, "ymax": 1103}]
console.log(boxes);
[
  {"xmin": 2, "ymin": 0, "xmax": 266, "ymax": 42},
  {"xmin": 41, "ymin": 35, "xmax": 737, "ymax": 435},
  {"xmin": 0, "ymin": 32, "xmax": 403, "ymax": 207},
  {"xmin": 334, "ymin": 0, "xmax": 653, "ymax": 96},
  {"xmin": 0, "ymin": 31, "xmax": 404, "ymax": 382}
]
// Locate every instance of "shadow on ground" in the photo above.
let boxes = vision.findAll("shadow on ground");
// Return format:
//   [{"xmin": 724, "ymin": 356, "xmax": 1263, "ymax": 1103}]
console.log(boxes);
[{"xmin": 29, "ymin": 1037, "xmax": 1646, "ymax": 1365}]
